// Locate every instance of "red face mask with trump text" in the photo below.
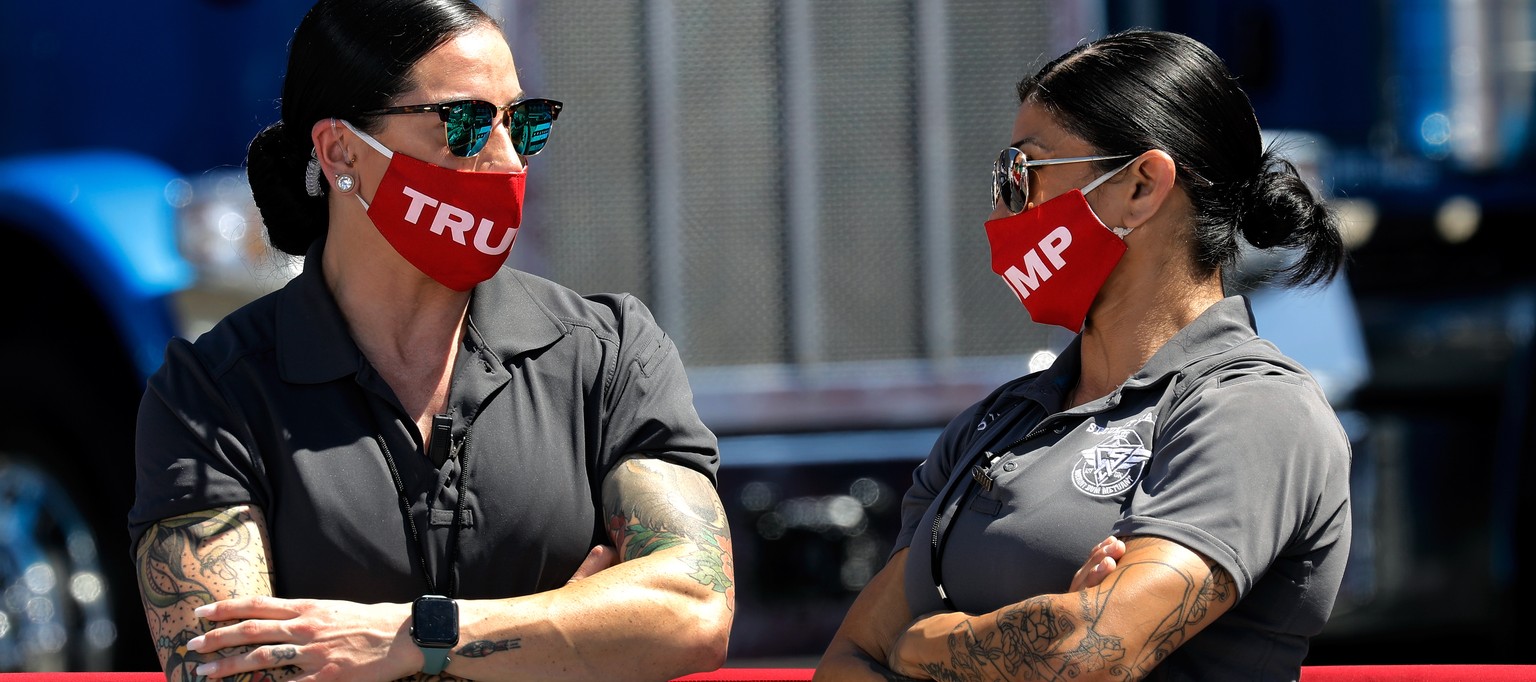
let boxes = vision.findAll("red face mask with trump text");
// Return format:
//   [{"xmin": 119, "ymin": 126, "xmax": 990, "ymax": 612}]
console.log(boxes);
[
  {"xmin": 983, "ymin": 189, "xmax": 1128, "ymax": 333},
  {"xmin": 341, "ymin": 119, "xmax": 525, "ymax": 292}
]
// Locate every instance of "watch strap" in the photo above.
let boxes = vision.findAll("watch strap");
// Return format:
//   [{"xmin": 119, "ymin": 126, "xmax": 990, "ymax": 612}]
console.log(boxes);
[{"xmin": 421, "ymin": 646, "xmax": 451, "ymax": 675}]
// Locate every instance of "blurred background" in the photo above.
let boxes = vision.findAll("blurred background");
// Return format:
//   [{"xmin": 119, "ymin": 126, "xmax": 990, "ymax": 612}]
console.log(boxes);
[{"xmin": 1, "ymin": 0, "xmax": 1533, "ymax": 672}]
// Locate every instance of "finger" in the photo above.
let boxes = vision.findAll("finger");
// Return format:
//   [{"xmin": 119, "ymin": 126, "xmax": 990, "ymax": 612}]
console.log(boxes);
[
  {"xmin": 192, "ymin": 643, "xmax": 306, "ymax": 679},
  {"xmin": 1104, "ymin": 536, "xmax": 1126, "ymax": 559},
  {"xmin": 1074, "ymin": 556, "xmax": 1120, "ymax": 592},
  {"xmin": 195, "ymin": 595, "xmax": 305, "ymax": 622},
  {"xmin": 188, "ymin": 618, "xmax": 294, "ymax": 654},
  {"xmin": 1083, "ymin": 558, "xmax": 1113, "ymax": 590},
  {"xmin": 568, "ymin": 544, "xmax": 620, "ymax": 583}
]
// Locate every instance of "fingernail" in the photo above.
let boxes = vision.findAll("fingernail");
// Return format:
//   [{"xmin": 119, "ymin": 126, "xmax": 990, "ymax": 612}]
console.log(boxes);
[
  {"xmin": 195, "ymin": 663, "xmax": 214, "ymax": 676},
  {"xmin": 187, "ymin": 636, "xmax": 204, "ymax": 651},
  {"xmin": 194, "ymin": 605, "xmax": 213, "ymax": 618}
]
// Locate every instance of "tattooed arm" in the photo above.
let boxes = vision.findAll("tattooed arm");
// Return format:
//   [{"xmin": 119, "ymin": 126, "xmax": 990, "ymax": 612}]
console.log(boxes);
[
  {"xmin": 135, "ymin": 505, "xmax": 296, "ymax": 682},
  {"xmin": 886, "ymin": 536, "xmax": 1236, "ymax": 682},
  {"xmin": 137, "ymin": 506, "xmax": 479, "ymax": 682},
  {"xmin": 186, "ymin": 457, "xmax": 731, "ymax": 682},
  {"xmin": 815, "ymin": 538, "xmax": 1128, "ymax": 682}
]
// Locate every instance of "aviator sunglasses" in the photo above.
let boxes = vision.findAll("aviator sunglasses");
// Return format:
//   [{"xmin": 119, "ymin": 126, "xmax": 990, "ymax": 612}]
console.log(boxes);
[
  {"xmin": 360, "ymin": 98, "xmax": 564, "ymax": 157},
  {"xmin": 992, "ymin": 147, "xmax": 1132, "ymax": 213}
]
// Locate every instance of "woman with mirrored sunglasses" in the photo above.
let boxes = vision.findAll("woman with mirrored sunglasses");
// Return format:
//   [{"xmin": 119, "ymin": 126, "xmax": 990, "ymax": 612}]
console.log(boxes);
[
  {"xmin": 128, "ymin": 1, "xmax": 732, "ymax": 680},
  {"xmin": 818, "ymin": 29, "xmax": 1350, "ymax": 681}
]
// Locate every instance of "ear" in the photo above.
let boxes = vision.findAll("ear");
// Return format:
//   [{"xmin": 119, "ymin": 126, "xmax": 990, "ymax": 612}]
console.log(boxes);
[
  {"xmin": 1118, "ymin": 149, "xmax": 1178, "ymax": 230},
  {"xmin": 308, "ymin": 118, "xmax": 356, "ymax": 182}
]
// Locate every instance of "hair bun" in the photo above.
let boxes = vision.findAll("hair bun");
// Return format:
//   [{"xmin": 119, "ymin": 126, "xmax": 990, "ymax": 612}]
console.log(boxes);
[
  {"xmin": 246, "ymin": 121, "xmax": 327, "ymax": 256},
  {"xmin": 1236, "ymin": 154, "xmax": 1343, "ymax": 285}
]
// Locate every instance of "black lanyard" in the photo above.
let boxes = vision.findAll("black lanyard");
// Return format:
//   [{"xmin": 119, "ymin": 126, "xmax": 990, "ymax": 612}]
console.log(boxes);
[
  {"xmin": 375, "ymin": 426, "xmax": 471, "ymax": 598},
  {"xmin": 928, "ymin": 401, "xmax": 1061, "ymax": 610}
]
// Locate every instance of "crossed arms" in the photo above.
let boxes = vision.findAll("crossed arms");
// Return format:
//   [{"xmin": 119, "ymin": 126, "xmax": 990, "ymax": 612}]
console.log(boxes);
[
  {"xmin": 815, "ymin": 537, "xmax": 1236, "ymax": 682},
  {"xmin": 135, "ymin": 456, "xmax": 733, "ymax": 681}
]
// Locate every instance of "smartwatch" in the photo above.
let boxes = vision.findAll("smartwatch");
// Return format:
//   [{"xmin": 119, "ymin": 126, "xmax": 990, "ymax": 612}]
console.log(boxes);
[{"xmin": 411, "ymin": 595, "xmax": 459, "ymax": 675}]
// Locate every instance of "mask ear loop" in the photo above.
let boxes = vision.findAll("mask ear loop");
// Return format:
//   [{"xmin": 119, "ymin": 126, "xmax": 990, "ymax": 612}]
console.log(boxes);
[
  {"xmin": 335, "ymin": 118, "xmax": 394, "ymax": 211},
  {"xmin": 1081, "ymin": 156, "xmax": 1138, "ymax": 196},
  {"xmin": 1081, "ymin": 156, "xmax": 1140, "ymax": 239}
]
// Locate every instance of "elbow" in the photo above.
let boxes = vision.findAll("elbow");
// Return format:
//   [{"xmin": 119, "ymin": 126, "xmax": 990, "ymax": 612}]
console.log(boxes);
[
  {"xmin": 698, "ymin": 594, "xmax": 735, "ymax": 671},
  {"xmin": 674, "ymin": 591, "xmax": 733, "ymax": 675}
]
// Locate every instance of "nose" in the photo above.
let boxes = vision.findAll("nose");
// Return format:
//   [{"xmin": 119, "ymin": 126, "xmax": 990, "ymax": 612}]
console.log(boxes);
[{"xmin": 473, "ymin": 115, "xmax": 526, "ymax": 172}]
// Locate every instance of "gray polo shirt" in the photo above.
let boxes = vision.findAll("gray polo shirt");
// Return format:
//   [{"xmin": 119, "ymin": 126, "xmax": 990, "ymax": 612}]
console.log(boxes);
[
  {"xmin": 896, "ymin": 296, "xmax": 1351, "ymax": 680},
  {"xmin": 129, "ymin": 240, "xmax": 718, "ymax": 601}
]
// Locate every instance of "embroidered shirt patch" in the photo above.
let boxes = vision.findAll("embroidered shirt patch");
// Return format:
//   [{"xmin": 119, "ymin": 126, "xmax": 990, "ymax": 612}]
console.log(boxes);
[{"xmin": 1071, "ymin": 427, "xmax": 1152, "ymax": 498}]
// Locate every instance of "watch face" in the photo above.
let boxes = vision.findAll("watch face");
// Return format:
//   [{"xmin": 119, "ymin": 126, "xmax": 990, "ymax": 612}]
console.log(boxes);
[{"xmin": 412, "ymin": 597, "xmax": 459, "ymax": 647}]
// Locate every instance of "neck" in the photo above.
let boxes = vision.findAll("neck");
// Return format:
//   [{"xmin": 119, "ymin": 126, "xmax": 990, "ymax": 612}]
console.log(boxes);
[
  {"xmin": 322, "ymin": 209, "xmax": 470, "ymax": 414},
  {"xmin": 1070, "ymin": 266, "xmax": 1225, "ymax": 408}
]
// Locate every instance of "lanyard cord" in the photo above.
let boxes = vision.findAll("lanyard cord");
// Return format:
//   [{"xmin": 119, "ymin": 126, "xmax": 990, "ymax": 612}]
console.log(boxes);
[
  {"xmin": 928, "ymin": 401, "xmax": 1044, "ymax": 610},
  {"xmin": 375, "ymin": 430, "xmax": 469, "ymax": 598}
]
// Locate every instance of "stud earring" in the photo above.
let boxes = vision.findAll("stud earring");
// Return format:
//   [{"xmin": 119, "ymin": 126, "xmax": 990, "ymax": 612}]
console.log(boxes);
[
  {"xmin": 304, "ymin": 149, "xmax": 325, "ymax": 197},
  {"xmin": 335, "ymin": 173, "xmax": 356, "ymax": 193}
]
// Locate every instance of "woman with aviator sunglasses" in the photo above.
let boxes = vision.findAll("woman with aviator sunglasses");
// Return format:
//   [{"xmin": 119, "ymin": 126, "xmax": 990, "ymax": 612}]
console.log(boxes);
[
  {"xmin": 129, "ymin": 1, "xmax": 731, "ymax": 680},
  {"xmin": 817, "ymin": 29, "xmax": 1349, "ymax": 681}
]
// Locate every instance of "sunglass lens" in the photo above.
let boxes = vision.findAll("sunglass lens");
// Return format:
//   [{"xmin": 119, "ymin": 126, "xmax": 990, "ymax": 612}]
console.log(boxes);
[
  {"xmin": 446, "ymin": 100, "xmax": 498, "ymax": 157},
  {"xmin": 510, "ymin": 100, "xmax": 557, "ymax": 156},
  {"xmin": 994, "ymin": 149, "xmax": 1027, "ymax": 213}
]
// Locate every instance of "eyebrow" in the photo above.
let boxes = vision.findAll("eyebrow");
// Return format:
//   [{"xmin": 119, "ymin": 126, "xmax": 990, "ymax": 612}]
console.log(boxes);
[{"xmin": 1010, "ymin": 136, "xmax": 1048, "ymax": 151}]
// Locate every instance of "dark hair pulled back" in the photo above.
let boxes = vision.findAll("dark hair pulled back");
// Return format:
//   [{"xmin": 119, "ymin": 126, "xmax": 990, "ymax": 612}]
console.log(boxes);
[
  {"xmin": 1017, "ymin": 29, "xmax": 1343, "ymax": 287},
  {"xmin": 246, "ymin": 0, "xmax": 494, "ymax": 256}
]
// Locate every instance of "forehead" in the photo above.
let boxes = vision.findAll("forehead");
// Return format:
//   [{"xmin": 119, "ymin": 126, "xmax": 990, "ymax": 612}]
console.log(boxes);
[{"xmin": 402, "ymin": 23, "xmax": 521, "ymax": 101}]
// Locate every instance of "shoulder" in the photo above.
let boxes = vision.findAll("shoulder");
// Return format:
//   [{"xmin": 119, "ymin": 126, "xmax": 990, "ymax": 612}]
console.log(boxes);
[
  {"xmin": 501, "ymin": 268, "xmax": 662, "ymax": 341},
  {"xmin": 1165, "ymin": 339, "xmax": 1348, "ymax": 455},
  {"xmin": 1174, "ymin": 337, "xmax": 1327, "ymax": 404},
  {"xmin": 153, "ymin": 288, "xmax": 284, "ymax": 385}
]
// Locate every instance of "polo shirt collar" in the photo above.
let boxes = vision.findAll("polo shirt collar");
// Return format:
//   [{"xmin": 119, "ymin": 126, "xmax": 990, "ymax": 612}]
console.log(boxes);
[
  {"xmin": 1126, "ymin": 295, "xmax": 1259, "ymax": 388},
  {"xmin": 1009, "ymin": 295, "xmax": 1260, "ymax": 407},
  {"xmin": 464, "ymin": 268, "xmax": 569, "ymax": 363},
  {"xmin": 276, "ymin": 242, "xmax": 567, "ymax": 384}
]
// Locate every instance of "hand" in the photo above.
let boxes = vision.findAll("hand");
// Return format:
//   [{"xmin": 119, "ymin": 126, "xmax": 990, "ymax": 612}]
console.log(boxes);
[
  {"xmin": 1069, "ymin": 535, "xmax": 1126, "ymax": 592},
  {"xmin": 567, "ymin": 544, "xmax": 620, "ymax": 584},
  {"xmin": 887, "ymin": 610, "xmax": 970, "ymax": 679},
  {"xmin": 186, "ymin": 596, "xmax": 414, "ymax": 681}
]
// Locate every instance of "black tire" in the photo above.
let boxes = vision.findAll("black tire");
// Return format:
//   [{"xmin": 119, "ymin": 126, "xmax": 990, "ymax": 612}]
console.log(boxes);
[
  {"xmin": 0, "ymin": 228, "xmax": 158, "ymax": 672},
  {"xmin": 0, "ymin": 451, "xmax": 117, "ymax": 671}
]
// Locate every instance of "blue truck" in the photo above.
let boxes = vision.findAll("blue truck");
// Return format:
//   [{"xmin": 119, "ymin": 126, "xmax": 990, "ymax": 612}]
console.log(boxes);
[
  {"xmin": 0, "ymin": 2, "xmax": 313, "ymax": 670},
  {"xmin": 1, "ymin": 0, "xmax": 1533, "ymax": 673}
]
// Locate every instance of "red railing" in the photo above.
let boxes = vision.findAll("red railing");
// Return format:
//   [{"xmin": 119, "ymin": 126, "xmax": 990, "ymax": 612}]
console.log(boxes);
[{"xmin": 6, "ymin": 666, "xmax": 1536, "ymax": 681}]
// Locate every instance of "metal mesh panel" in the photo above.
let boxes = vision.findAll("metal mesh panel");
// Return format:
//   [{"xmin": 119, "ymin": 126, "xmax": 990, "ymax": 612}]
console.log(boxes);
[
  {"xmin": 946, "ymin": 0, "xmax": 1066, "ymax": 357},
  {"xmin": 527, "ymin": 0, "xmax": 1069, "ymax": 368},
  {"xmin": 813, "ymin": 3, "xmax": 922, "ymax": 362},
  {"xmin": 528, "ymin": 0, "xmax": 652, "ymax": 303},
  {"xmin": 671, "ymin": 1, "xmax": 787, "ymax": 366}
]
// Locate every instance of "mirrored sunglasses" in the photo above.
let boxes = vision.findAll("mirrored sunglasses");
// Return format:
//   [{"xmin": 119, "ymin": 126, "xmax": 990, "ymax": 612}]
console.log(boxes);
[
  {"xmin": 992, "ymin": 148, "xmax": 1132, "ymax": 213},
  {"xmin": 362, "ymin": 98, "xmax": 564, "ymax": 157}
]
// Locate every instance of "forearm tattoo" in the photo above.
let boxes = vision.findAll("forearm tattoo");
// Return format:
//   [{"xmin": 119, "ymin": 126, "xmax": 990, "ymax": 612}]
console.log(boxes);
[
  {"xmin": 919, "ymin": 561, "xmax": 1236, "ymax": 681},
  {"xmin": 456, "ymin": 638, "xmax": 522, "ymax": 658},
  {"xmin": 604, "ymin": 458, "xmax": 736, "ymax": 604},
  {"xmin": 135, "ymin": 507, "xmax": 293, "ymax": 681}
]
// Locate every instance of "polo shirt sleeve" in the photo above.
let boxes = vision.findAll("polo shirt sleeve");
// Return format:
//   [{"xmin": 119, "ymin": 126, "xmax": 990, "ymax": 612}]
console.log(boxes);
[
  {"xmin": 127, "ymin": 338, "xmax": 265, "ymax": 554},
  {"xmin": 1110, "ymin": 373, "xmax": 1351, "ymax": 598},
  {"xmin": 891, "ymin": 401, "xmax": 988, "ymax": 558},
  {"xmin": 600, "ymin": 295, "xmax": 720, "ymax": 484}
]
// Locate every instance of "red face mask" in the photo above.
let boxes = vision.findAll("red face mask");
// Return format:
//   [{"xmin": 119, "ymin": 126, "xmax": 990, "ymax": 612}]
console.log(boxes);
[
  {"xmin": 341, "ymin": 120, "xmax": 525, "ymax": 291},
  {"xmin": 984, "ymin": 188, "xmax": 1130, "ymax": 333}
]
